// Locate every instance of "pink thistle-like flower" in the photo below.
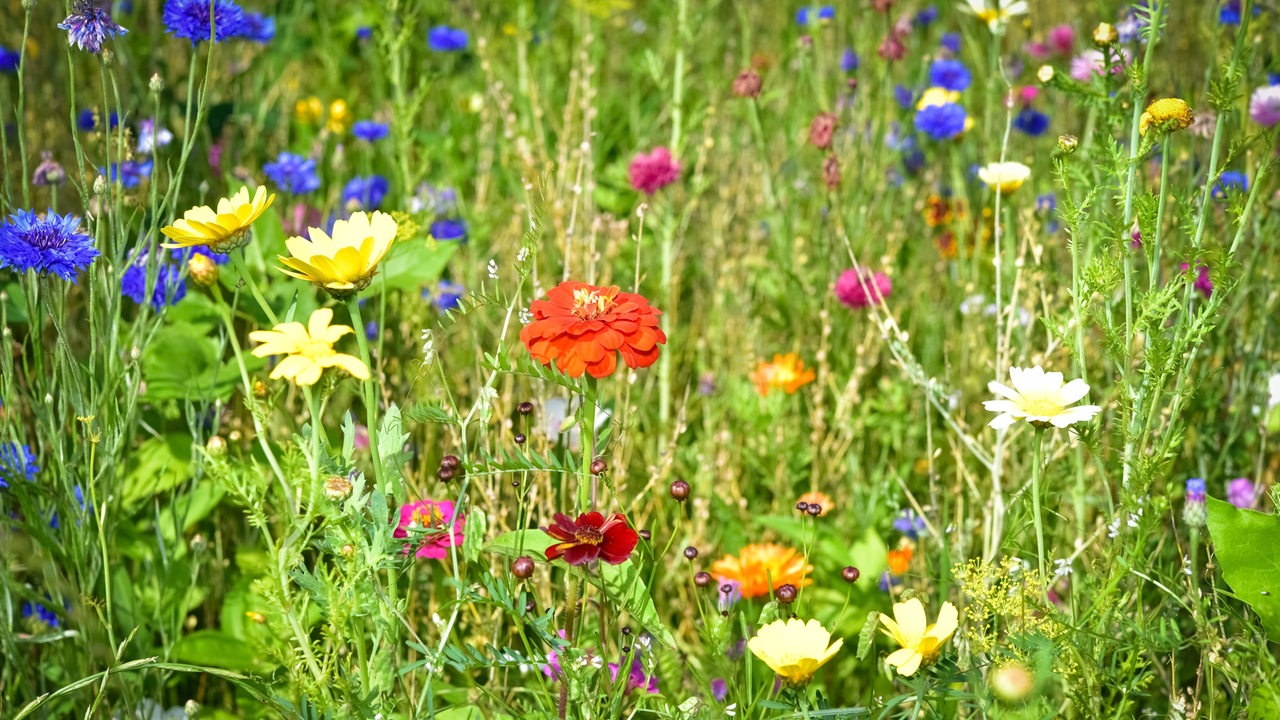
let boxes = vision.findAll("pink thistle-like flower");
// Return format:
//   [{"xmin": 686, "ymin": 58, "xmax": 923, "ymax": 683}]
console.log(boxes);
[
  {"xmin": 628, "ymin": 147, "xmax": 681, "ymax": 195},
  {"xmin": 394, "ymin": 499, "xmax": 465, "ymax": 559},
  {"xmin": 834, "ymin": 269, "xmax": 891, "ymax": 309},
  {"xmin": 1249, "ymin": 85, "xmax": 1280, "ymax": 128}
]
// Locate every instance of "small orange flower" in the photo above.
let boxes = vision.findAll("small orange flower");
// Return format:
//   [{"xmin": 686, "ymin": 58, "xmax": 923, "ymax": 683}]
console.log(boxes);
[
  {"xmin": 923, "ymin": 195, "xmax": 955, "ymax": 228},
  {"xmin": 711, "ymin": 543, "xmax": 812, "ymax": 599},
  {"xmin": 797, "ymin": 491, "xmax": 833, "ymax": 516},
  {"xmin": 519, "ymin": 281, "xmax": 666, "ymax": 379},
  {"xmin": 887, "ymin": 545, "xmax": 914, "ymax": 576},
  {"xmin": 751, "ymin": 353, "xmax": 816, "ymax": 396}
]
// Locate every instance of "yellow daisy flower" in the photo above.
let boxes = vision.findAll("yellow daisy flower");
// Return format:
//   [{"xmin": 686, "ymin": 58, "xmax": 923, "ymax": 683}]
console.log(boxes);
[
  {"xmin": 977, "ymin": 161, "xmax": 1031, "ymax": 195},
  {"xmin": 248, "ymin": 308, "xmax": 370, "ymax": 387},
  {"xmin": 160, "ymin": 186, "xmax": 275, "ymax": 253},
  {"xmin": 1139, "ymin": 98, "xmax": 1193, "ymax": 137},
  {"xmin": 879, "ymin": 598, "xmax": 958, "ymax": 677},
  {"xmin": 277, "ymin": 211, "xmax": 397, "ymax": 299},
  {"xmin": 747, "ymin": 618, "xmax": 843, "ymax": 687}
]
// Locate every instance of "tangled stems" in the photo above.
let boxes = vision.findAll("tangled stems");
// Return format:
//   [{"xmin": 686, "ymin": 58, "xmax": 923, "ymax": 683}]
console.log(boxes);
[{"xmin": 346, "ymin": 296, "xmax": 383, "ymax": 485}]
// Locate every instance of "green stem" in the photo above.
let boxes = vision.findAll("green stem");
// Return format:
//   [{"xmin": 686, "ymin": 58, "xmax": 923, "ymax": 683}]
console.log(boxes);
[
  {"xmin": 1148, "ymin": 140, "xmax": 1172, "ymax": 290},
  {"xmin": 346, "ymin": 296, "xmax": 383, "ymax": 485},
  {"xmin": 578, "ymin": 376, "xmax": 599, "ymax": 513},
  {"xmin": 1029, "ymin": 428, "xmax": 1047, "ymax": 588},
  {"xmin": 230, "ymin": 251, "xmax": 279, "ymax": 325}
]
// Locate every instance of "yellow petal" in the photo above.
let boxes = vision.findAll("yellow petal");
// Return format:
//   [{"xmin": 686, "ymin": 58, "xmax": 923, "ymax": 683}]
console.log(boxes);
[{"xmin": 893, "ymin": 599, "xmax": 927, "ymax": 646}]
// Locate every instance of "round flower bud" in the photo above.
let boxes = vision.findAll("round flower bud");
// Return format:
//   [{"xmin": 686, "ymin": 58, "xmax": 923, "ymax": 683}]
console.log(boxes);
[
  {"xmin": 93, "ymin": 175, "xmax": 109, "ymax": 196},
  {"xmin": 621, "ymin": 626, "xmax": 633, "ymax": 635},
  {"xmin": 149, "ymin": 73, "xmax": 165, "ymax": 94},
  {"xmin": 188, "ymin": 253, "xmax": 219, "ymax": 288},
  {"xmin": 324, "ymin": 475, "xmax": 353, "ymax": 500},
  {"xmin": 1057, "ymin": 134, "xmax": 1079, "ymax": 154},
  {"xmin": 775, "ymin": 583, "xmax": 798, "ymax": 604},
  {"xmin": 1036, "ymin": 65, "xmax": 1055, "ymax": 84},
  {"xmin": 517, "ymin": 401, "xmax": 535, "ymax": 415},
  {"xmin": 694, "ymin": 571, "xmax": 713, "ymax": 587},
  {"xmin": 590, "ymin": 458, "xmax": 608, "ymax": 475},
  {"xmin": 808, "ymin": 112, "xmax": 838, "ymax": 150},
  {"xmin": 205, "ymin": 435, "xmax": 227, "ymax": 456},
  {"xmin": 991, "ymin": 662, "xmax": 1034, "ymax": 704},
  {"xmin": 440, "ymin": 454, "xmax": 461, "ymax": 469},
  {"xmin": 732, "ymin": 70, "xmax": 763, "ymax": 99},
  {"xmin": 842, "ymin": 565, "xmax": 861, "ymax": 583},
  {"xmin": 437, "ymin": 466, "xmax": 456, "ymax": 482},
  {"xmin": 805, "ymin": 503, "xmax": 822, "ymax": 517},
  {"xmin": 683, "ymin": 546, "xmax": 699, "ymax": 560},
  {"xmin": 1139, "ymin": 98, "xmax": 1194, "ymax": 137},
  {"xmin": 669, "ymin": 479, "xmax": 691, "ymax": 501},
  {"xmin": 1091, "ymin": 22, "xmax": 1117, "ymax": 46},
  {"xmin": 639, "ymin": 529, "xmax": 652, "ymax": 541},
  {"xmin": 525, "ymin": 598, "xmax": 537, "ymax": 614},
  {"xmin": 795, "ymin": 501, "xmax": 810, "ymax": 513},
  {"xmin": 340, "ymin": 544, "xmax": 355, "ymax": 558},
  {"xmin": 252, "ymin": 380, "xmax": 268, "ymax": 398},
  {"xmin": 514, "ymin": 432, "xmax": 527, "ymax": 444},
  {"xmin": 512, "ymin": 556, "xmax": 535, "ymax": 579}
]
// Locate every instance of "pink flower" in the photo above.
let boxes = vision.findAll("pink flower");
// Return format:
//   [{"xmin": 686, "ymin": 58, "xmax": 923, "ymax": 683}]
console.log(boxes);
[
  {"xmin": 1024, "ymin": 41, "xmax": 1051, "ymax": 60},
  {"xmin": 1179, "ymin": 262, "xmax": 1213, "ymax": 299},
  {"xmin": 834, "ymin": 269, "xmax": 891, "ymax": 309},
  {"xmin": 628, "ymin": 147, "xmax": 680, "ymax": 195},
  {"xmin": 394, "ymin": 499, "xmax": 465, "ymax": 559},
  {"xmin": 1048, "ymin": 24, "xmax": 1075, "ymax": 55},
  {"xmin": 1069, "ymin": 49, "xmax": 1130, "ymax": 82},
  {"xmin": 1249, "ymin": 85, "xmax": 1280, "ymax": 128}
]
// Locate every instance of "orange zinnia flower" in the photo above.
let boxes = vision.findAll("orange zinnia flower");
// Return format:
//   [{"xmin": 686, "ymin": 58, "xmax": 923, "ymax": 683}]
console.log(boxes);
[
  {"xmin": 751, "ymin": 353, "xmax": 816, "ymax": 396},
  {"xmin": 519, "ymin": 281, "xmax": 666, "ymax": 379},
  {"xmin": 711, "ymin": 543, "xmax": 812, "ymax": 599},
  {"xmin": 887, "ymin": 545, "xmax": 914, "ymax": 576}
]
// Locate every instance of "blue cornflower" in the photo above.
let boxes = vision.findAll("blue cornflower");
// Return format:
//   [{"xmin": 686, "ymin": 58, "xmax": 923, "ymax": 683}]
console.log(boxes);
[
  {"xmin": 1219, "ymin": 0, "xmax": 1260, "ymax": 25},
  {"xmin": 914, "ymin": 103, "xmax": 967, "ymax": 140},
  {"xmin": 430, "ymin": 218, "xmax": 467, "ymax": 242},
  {"xmin": 263, "ymin": 152, "xmax": 321, "ymax": 194},
  {"xmin": 58, "ymin": 1, "xmax": 128, "ymax": 54},
  {"xmin": 101, "ymin": 159, "xmax": 153, "ymax": 189},
  {"xmin": 433, "ymin": 280, "xmax": 465, "ymax": 313},
  {"xmin": 929, "ymin": 58, "xmax": 971, "ymax": 92},
  {"xmin": 1013, "ymin": 107, "xmax": 1050, "ymax": 136},
  {"xmin": 0, "ymin": 46, "xmax": 19, "ymax": 73},
  {"xmin": 121, "ymin": 252, "xmax": 187, "ymax": 310},
  {"xmin": 237, "ymin": 11, "xmax": 275, "ymax": 43},
  {"xmin": 940, "ymin": 32, "xmax": 961, "ymax": 54},
  {"xmin": 77, "ymin": 109, "xmax": 120, "ymax": 132},
  {"xmin": 893, "ymin": 85, "xmax": 914, "ymax": 110},
  {"xmin": 427, "ymin": 25, "xmax": 469, "ymax": 52},
  {"xmin": 22, "ymin": 600, "xmax": 60, "ymax": 629},
  {"xmin": 817, "ymin": 5, "xmax": 835, "ymax": 20},
  {"xmin": 0, "ymin": 442, "xmax": 39, "ymax": 488},
  {"xmin": 0, "ymin": 210, "xmax": 100, "ymax": 282},
  {"xmin": 1214, "ymin": 170, "xmax": 1248, "ymax": 198},
  {"xmin": 1270, "ymin": 72, "xmax": 1280, "ymax": 86},
  {"xmin": 352, "ymin": 120, "xmax": 390, "ymax": 142},
  {"xmin": 892, "ymin": 509, "xmax": 926, "ymax": 539},
  {"xmin": 356, "ymin": 26, "xmax": 372, "ymax": 41},
  {"xmin": 365, "ymin": 320, "xmax": 379, "ymax": 341},
  {"xmin": 915, "ymin": 5, "xmax": 939, "ymax": 26},
  {"xmin": 1037, "ymin": 194, "xmax": 1060, "ymax": 232},
  {"xmin": 342, "ymin": 175, "xmax": 390, "ymax": 210},
  {"xmin": 840, "ymin": 49, "xmax": 859, "ymax": 73},
  {"xmin": 163, "ymin": 0, "xmax": 246, "ymax": 45}
]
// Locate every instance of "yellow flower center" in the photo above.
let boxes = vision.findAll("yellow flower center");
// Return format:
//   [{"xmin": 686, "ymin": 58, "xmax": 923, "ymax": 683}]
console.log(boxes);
[
  {"xmin": 572, "ymin": 288, "xmax": 617, "ymax": 319},
  {"xmin": 412, "ymin": 505, "xmax": 445, "ymax": 529},
  {"xmin": 574, "ymin": 526, "xmax": 604, "ymax": 545},
  {"xmin": 298, "ymin": 337, "xmax": 336, "ymax": 360},
  {"xmin": 1020, "ymin": 397, "xmax": 1063, "ymax": 417}
]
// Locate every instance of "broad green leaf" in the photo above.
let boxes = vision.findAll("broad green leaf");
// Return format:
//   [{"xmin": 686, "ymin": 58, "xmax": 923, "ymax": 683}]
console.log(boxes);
[
  {"xmin": 170, "ymin": 630, "xmax": 260, "ymax": 672},
  {"xmin": 1206, "ymin": 497, "xmax": 1280, "ymax": 640},
  {"xmin": 141, "ymin": 321, "xmax": 262, "ymax": 402},
  {"xmin": 379, "ymin": 237, "xmax": 458, "ymax": 294},
  {"xmin": 121, "ymin": 436, "xmax": 193, "ymax": 508},
  {"xmin": 486, "ymin": 529, "xmax": 555, "ymax": 559},
  {"xmin": 463, "ymin": 508, "xmax": 488, "ymax": 564},
  {"xmin": 598, "ymin": 560, "xmax": 677, "ymax": 649}
]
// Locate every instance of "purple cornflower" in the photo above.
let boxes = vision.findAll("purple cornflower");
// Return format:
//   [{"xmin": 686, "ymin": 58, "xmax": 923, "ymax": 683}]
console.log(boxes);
[
  {"xmin": 840, "ymin": 49, "xmax": 859, "ymax": 73},
  {"xmin": 352, "ymin": 120, "xmax": 390, "ymax": 142},
  {"xmin": 427, "ymin": 26, "xmax": 468, "ymax": 52},
  {"xmin": 1178, "ymin": 263, "xmax": 1213, "ymax": 299},
  {"xmin": 0, "ymin": 46, "xmax": 19, "ymax": 73},
  {"xmin": 1227, "ymin": 478, "xmax": 1260, "ymax": 509},
  {"xmin": 263, "ymin": 152, "xmax": 321, "ymax": 194},
  {"xmin": 163, "ymin": 0, "xmax": 246, "ymax": 45},
  {"xmin": 940, "ymin": 32, "xmax": 961, "ymax": 54},
  {"xmin": 710, "ymin": 678, "xmax": 729, "ymax": 702},
  {"xmin": 58, "ymin": 1, "xmax": 128, "ymax": 55},
  {"xmin": 0, "ymin": 210, "xmax": 100, "ymax": 282}
]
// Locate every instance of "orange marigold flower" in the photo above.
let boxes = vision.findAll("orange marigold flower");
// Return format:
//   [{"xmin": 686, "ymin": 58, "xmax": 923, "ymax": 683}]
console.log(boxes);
[
  {"xmin": 797, "ymin": 491, "xmax": 834, "ymax": 516},
  {"xmin": 751, "ymin": 353, "xmax": 816, "ymax": 396},
  {"xmin": 887, "ymin": 545, "xmax": 914, "ymax": 575},
  {"xmin": 519, "ymin": 281, "xmax": 666, "ymax": 379},
  {"xmin": 711, "ymin": 543, "xmax": 812, "ymax": 599}
]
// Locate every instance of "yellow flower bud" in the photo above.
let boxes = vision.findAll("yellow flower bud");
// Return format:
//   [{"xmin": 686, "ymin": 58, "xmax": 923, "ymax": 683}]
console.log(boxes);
[
  {"xmin": 187, "ymin": 253, "xmax": 219, "ymax": 288},
  {"xmin": 1092, "ymin": 22, "xmax": 1118, "ymax": 46},
  {"xmin": 1139, "ymin": 98, "xmax": 1193, "ymax": 137}
]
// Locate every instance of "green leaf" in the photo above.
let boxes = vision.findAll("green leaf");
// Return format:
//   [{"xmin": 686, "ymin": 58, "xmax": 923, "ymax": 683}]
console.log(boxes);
[
  {"xmin": 486, "ymin": 529, "xmax": 554, "ymax": 559},
  {"xmin": 170, "ymin": 630, "xmax": 261, "ymax": 672},
  {"xmin": 598, "ymin": 560, "xmax": 677, "ymax": 649},
  {"xmin": 141, "ymin": 321, "xmax": 263, "ymax": 402},
  {"xmin": 377, "ymin": 403, "xmax": 410, "ymax": 494},
  {"xmin": 121, "ymin": 436, "xmax": 193, "ymax": 508},
  {"xmin": 379, "ymin": 237, "xmax": 458, "ymax": 294},
  {"xmin": 463, "ymin": 508, "xmax": 488, "ymax": 564},
  {"xmin": 1206, "ymin": 497, "xmax": 1280, "ymax": 640}
]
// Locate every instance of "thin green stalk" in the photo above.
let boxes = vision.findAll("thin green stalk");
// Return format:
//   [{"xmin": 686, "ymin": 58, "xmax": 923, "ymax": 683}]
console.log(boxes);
[
  {"xmin": 16, "ymin": 9, "xmax": 32, "ymax": 207},
  {"xmin": 657, "ymin": 0, "xmax": 687, "ymax": 430},
  {"xmin": 230, "ymin": 252, "xmax": 279, "ymax": 325},
  {"xmin": 1148, "ymin": 141, "xmax": 1172, "ymax": 289},
  {"xmin": 578, "ymin": 376, "xmax": 599, "ymax": 513},
  {"xmin": 346, "ymin": 296, "xmax": 383, "ymax": 484},
  {"xmin": 1029, "ymin": 428, "xmax": 1047, "ymax": 587}
]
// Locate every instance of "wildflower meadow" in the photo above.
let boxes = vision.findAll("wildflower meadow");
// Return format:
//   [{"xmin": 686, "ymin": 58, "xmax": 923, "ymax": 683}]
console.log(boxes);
[{"xmin": 4, "ymin": 0, "xmax": 1280, "ymax": 717}]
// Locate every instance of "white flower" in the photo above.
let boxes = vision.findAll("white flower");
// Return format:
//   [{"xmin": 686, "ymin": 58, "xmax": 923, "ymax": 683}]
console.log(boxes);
[
  {"xmin": 1268, "ymin": 373, "xmax": 1280, "ymax": 410},
  {"xmin": 1053, "ymin": 558, "xmax": 1072, "ymax": 577},
  {"xmin": 726, "ymin": 704, "xmax": 738, "ymax": 717},
  {"xmin": 958, "ymin": 0, "xmax": 1029, "ymax": 33},
  {"xmin": 487, "ymin": 258, "xmax": 499, "ymax": 279},
  {"xmin": 984, "ymin": 366, "xmax": 1102, "ymax": 430},
  {"xmin": 1107, "ymin": 517, "xmax": 1121, "ymax": 538},
  {"xmin": 977, "ymin": 161, "xmax": 1031, "ymax": 194}
]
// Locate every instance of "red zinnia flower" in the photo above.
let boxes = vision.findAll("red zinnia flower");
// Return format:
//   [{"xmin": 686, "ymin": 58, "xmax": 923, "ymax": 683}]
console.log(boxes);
[
  {"xmin": 519, "ymin": 281, "xmax": 666, "ymax": 379},
  {"xmin": 628, "ymin": 147, "xmax": 681, "ymax": 195},
  {"xmin": 543, "ymin": 511, "xmax": 638, "ymax": 565}
]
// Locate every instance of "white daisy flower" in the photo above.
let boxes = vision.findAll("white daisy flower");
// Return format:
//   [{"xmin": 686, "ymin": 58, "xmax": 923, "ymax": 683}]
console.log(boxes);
[
  {"xmin": 983, "ymin": 366, "xmax": 1102, "ymax": 430},
  {"xmin": 958, "ymin": 0, "xmax": 1029, "ymax": 33}
]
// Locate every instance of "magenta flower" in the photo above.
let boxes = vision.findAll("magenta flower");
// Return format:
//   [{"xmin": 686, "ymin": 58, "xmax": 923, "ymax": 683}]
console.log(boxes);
[
  {"xmin": 1227, "ymin": 478, "xmax": 1260, "ymax": 509},
  {"xmin": 1048, "ymin": 24, "xmax": 1075, "ymax": 55},
  {"xmin": 1179, "ymin": 262, "xmax": 1213, "ymax": 299},
  {"xmin": 1249, "ymin": 85, "xmax": 1280, "ymax": 128},
  {"xmin": 609, "ymin": 656, "xmax": 659, "ymax": 694},
  {"xmin": 394, "ymin": 499, "xmax": 464, "ymax": 559},
  {"xmin": 628, "ymin": 147, "xmax": 681, "ymax": 195},
  {"xmin": 834, "ymin": 269, "xmax": 891, "ymax": 309}
]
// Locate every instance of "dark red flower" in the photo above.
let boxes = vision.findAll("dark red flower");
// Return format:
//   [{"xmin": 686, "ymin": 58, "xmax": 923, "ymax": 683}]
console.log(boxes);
[{"xmin": 543, "ymin": 511, "xmax": 638, "ymax": 566}]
